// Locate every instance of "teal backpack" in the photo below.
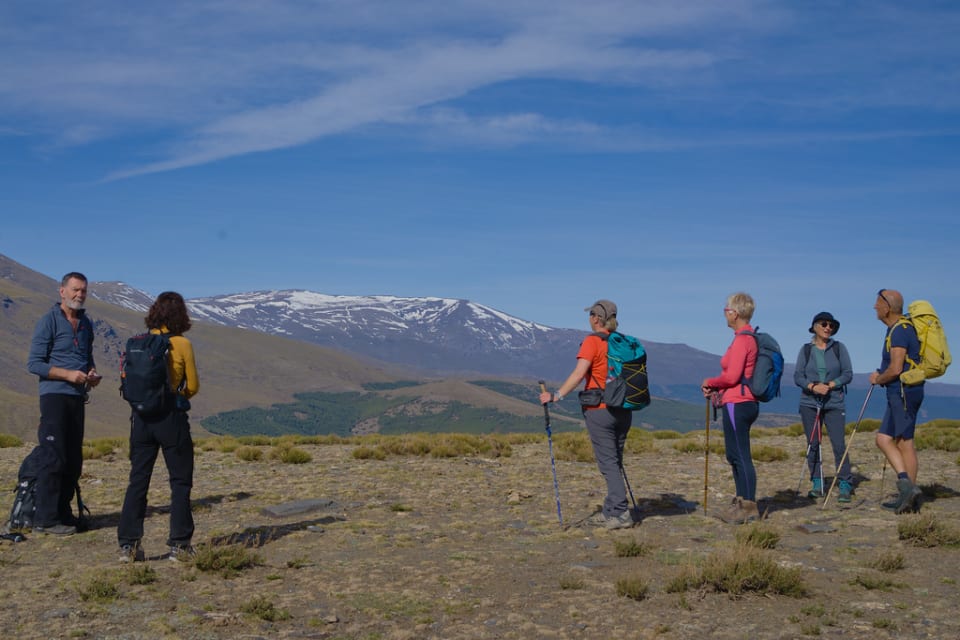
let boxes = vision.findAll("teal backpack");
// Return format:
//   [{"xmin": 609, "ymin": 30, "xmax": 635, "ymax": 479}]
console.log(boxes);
[{"xmin": 594, "ymin": 332, "xmax": 650, "ymax": 410}]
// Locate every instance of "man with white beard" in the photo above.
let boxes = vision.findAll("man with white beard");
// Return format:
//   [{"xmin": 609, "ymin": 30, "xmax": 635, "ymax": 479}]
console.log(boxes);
[{"xmin": 26, "ymin": 272, "xmax": 102, "ymax": 535}]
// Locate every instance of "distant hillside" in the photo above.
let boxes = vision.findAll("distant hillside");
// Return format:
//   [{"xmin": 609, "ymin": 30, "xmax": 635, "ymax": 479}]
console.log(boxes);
[{"xmin": 5, "ymin": 253, "xmax": 959, "ymax": 439}]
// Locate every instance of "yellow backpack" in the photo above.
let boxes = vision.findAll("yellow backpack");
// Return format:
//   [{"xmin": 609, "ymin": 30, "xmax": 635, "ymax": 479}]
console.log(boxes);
[{"xmin": 899, "ymin": 300, "xmax": 952, "ymax": 385}]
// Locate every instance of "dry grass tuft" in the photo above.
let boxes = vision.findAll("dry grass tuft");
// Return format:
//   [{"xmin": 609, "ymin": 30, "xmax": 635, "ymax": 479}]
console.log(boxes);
[
  {"xmin": 897, "ymin": 513, "xmax": 960, "ymax": 547},
  {"xmin": 240, "ymin": 594, "xmax": 291, "ymax": 621},
  {"xmin": 0, "ymin": 433, "xmax": 23, "ymax": 448},
  {"xmin": 614, "ymin": 539, "xmax": 654, "ymax": 558},
  {"xmin": 669, "ymin": 545, "xmax": 808, "ymax": 598},
  {"xmin": 235, "ymin": 446, "xmax": 263, "ymax": 462},
  {"xmin": 194, "ymin": 544, "xmax": 263, "ymax": 578},
  {"xmin": 735, "ymin": 523, "xmax": 781, "ymax": 549},
  {"xmin": 615, "ymin": 575, "xmax": 650, "ymax": 601},
  {"xmin": 866, "ymin": 550, "xmax": 905, "ymax": 573}
]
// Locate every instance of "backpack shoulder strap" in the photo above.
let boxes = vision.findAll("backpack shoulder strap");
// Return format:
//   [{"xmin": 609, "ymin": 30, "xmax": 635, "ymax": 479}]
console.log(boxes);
[{"xmin": 885, "ymin": 318, "xmax": 913, "ymax": 353}]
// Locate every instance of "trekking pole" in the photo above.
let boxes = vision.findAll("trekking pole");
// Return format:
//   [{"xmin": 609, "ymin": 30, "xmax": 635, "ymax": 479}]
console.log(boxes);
[
  {"xmin": 539, "ymin": 381, "xmax": 563, "ymax": 527},
  {"xmin": 880, "ymin": 459, "xmax": 888, "ymax": 501},
  {"xmin": 620, "ymin": 462, "xmax": 640, "ymax": 518},
  {"xmin": 703, "ymin": 396, "xmax": 711, "ymax": 515},
  {"xmin": 822, "ymin": 385, "xmax": 875, "ymax": 508},
  {"xmin": 794, "ymin": 400, "xmax": 824, "ymax": 498}
]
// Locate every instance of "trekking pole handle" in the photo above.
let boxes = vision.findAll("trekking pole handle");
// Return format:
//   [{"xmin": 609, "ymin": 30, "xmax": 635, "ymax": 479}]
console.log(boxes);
[{"xmin": 538, "ymin": 381, "xmax": 551, "ymax": 423}]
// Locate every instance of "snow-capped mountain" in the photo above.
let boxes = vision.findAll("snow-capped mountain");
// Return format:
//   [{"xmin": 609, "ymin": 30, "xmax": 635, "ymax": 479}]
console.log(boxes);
[
  {"xmin": 91, "ymin": 281, "xmax": 156, "ymax": 313},
  {"xmin": 89, "ymin": 284, "xmax": 719, "ymax": 384}
]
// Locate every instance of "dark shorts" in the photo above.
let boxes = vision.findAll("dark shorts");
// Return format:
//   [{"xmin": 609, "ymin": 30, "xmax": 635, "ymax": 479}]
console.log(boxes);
[{"xmin": 878, "ymin": 384, "xmax": 923, "ymax": 440}]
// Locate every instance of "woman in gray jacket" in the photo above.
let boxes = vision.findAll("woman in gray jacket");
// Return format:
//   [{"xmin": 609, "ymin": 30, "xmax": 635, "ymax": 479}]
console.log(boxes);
[{"xmin": 794, "ymin": 311, "xmax": 855, "ymax": 502}]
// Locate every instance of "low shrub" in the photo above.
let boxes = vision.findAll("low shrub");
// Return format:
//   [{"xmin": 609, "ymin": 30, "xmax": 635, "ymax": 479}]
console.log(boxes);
[
  {"xmin": 194, "ymin": 544, "xmax": 262, "ymax": 578},
  {"xmin": 675, "ymin": 545, "xmax": 808, "ymax": 598},
  {"xmin": 614, "ymin": 539, "xmax": 653, "ymax": 558},
  {"xmin": 0, "ymin": 433, "xmax": 23, "ymax": 448},
  {"xmin": 235, "ymin": 446, "xmax": 263, "ymax": 462},
  {"xmin": 268, "ymin": 445, "xmax": 312, "ymax": 464},
  {"xmin": 867, "ymin": 551, "xmax": 905, "ymax": 573},
  {"xmin": 241, "ymin": 595, "xmax": 291, "ymax": 622},
  {"xmin": 735, "ymin": 523, "xmax": 781, "ymax": 549},
  {"xmin": 897, "ymin": 513, "xmax": 960, "ymax": 547},
  {"xmin": 615, "ymin": 575, "xmax": 649, "ymax": 601}
]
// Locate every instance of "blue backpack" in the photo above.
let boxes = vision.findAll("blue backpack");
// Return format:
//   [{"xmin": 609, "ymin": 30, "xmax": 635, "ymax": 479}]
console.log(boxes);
[
  {"xmin": 739, "ymin": 328, "xmax": 784, "ymax": 403},
  {"xmin": 594, "ymin": 331, "xmax": 650, "ymax": 410}
]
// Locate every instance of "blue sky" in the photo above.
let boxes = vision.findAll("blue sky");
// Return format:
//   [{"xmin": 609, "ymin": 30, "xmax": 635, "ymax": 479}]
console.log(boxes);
[{"xmin": 2, "ymin": 1, "xmax": 959, "ymax": 382}]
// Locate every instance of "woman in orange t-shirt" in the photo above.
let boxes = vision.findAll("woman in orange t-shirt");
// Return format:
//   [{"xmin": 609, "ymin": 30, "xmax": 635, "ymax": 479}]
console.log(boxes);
[
  {"xmin": 540, "ymin": 299, "xmax": 634, "ymax": 530},
  {"xmin": 701, "ymin": 292, "xmax": 760, "ymax": 524}
]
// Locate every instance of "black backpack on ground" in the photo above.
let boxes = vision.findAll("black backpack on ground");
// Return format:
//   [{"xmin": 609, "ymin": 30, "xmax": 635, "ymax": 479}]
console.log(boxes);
[
  {"xmin": 5, "ymin": 446, "xmax": 90, "ymax": 534},
  {"xmin": 120, "ymin": 332, "xmax": 172, "ymax": 416}
]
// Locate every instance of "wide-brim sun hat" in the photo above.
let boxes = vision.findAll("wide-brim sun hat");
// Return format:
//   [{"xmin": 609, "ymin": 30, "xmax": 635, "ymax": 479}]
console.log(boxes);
[{"xmin": 809, "ymin": 311, "xmax": 839, "ymax": 335}]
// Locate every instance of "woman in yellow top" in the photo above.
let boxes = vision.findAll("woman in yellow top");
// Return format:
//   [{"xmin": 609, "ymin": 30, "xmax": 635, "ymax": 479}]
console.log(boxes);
[{"xmin": 118, "ymin": 291, "xmax": 200, "ymax": 562}]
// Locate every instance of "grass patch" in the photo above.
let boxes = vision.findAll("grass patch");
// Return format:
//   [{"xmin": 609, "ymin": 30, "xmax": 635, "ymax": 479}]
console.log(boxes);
[
  {"xmin": 194, "ymin": 544, "xmax": 263, "ymax": 578},
  {"xmin": 897, "ymin": 513, "xmax": 960, "ymax": 547},
  {"xmin": 847, "ymin": 419, "xmax": 880, "ymax": 435},
  {"xmin": 77, "ymin": 572, "xmax": 120, "ymax": 603},
  {"xmin": 735, "ymin": 523, "xmax": 781, "ymax": 549},
  {"xmin": 559, "ymin": 575, "xmax": 585, "ymax": 590},
  {"xmin": 614, "ymin": 539, "xmax": 653, "ymax": 558},
  {"xmin": 241, "ymin": 595, "xmax": 291, "ymax": 622},
  {"xmin": 352, "ymin": 445, "xmax": 387, "ymax": 460},
  {"xmin": 752, "ymin": 445, "xmax": 789, "ymax": 462},
  {"xmin": 614, "ymin": 575, "xmax": 650, "ymax": 601},
  {"xmin": 125, "ymin": 564, "xmax": 158, "ymax": 585},
  {"xmin": 268, "ymin": 445, "xmax": 312, "ymax": 464},
  {"xmin": 0, "ymin": 433, "xmax": 23, "ymax": 448},
  {"xmin": 915, "ymin": 419, "xmax": 960, "ymax": 452},
  {"xmin": 867, "ymin": 550, "xmax": 905, "ymax": 573},
  {"xmin": 235, "ymin": 446, "xmax": 263, "ymax": 462},
  {"xmin": 670, "ymin": 545, "xmax": 807, "ymax": 598},
  {"xmin": 82, "ymin": 437, "xmax": 125, "ymax": 460},
  {"xmin": 849, "ymin": 574, "xmax": 903, "ymax": 591},
  {"xmin": 652, "ymin": 430, "xmax": 683, "ymax": 440}
]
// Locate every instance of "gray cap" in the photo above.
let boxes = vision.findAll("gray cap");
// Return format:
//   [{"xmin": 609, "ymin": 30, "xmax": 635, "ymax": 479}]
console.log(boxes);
[{"xmin": 585, "ymin": 300, "xmax": 617, "ymax": 322}]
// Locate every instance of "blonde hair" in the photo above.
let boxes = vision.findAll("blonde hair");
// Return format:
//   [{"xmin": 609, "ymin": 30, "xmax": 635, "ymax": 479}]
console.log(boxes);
[
  {"xmin": 604, "ymin": 316, "xmax": 619, "ymax": 332},
  {"xmin": 726, "ymin": 292, "xmax": 755, "ymax": 322}
]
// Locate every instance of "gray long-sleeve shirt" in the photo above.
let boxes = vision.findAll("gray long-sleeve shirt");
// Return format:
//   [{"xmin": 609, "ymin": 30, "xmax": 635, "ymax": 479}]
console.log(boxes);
[
  {"xmin": 793, "ymin": 339, "xmax": 853, "ymax": 410},
  {"xmin": 27, "ymin": 303, "xmax": 96, "ymax": 397}
]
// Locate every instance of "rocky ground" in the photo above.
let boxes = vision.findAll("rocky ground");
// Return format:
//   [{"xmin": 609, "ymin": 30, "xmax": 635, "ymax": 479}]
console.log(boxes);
[{"xmin": 1, "ymin": 427, "xmax": 958, "ymax": 640}]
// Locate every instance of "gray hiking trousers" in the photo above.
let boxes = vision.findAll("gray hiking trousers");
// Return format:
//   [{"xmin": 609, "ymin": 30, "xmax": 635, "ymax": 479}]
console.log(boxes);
[{"xmin": 583, "ymin": 406, "xmax": 633, "ymax": 517}]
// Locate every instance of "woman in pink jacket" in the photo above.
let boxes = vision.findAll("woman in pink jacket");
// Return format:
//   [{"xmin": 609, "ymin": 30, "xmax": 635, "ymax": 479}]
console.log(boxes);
[{"xmin": 701, "ymin": 292, "xmax": 760, "ymax": 524}]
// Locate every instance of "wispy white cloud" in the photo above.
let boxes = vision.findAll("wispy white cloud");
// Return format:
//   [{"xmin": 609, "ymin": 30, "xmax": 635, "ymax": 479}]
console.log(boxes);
[{"xmin": 1, "ymin": 1, "xmax": 958, "ymax": 178}]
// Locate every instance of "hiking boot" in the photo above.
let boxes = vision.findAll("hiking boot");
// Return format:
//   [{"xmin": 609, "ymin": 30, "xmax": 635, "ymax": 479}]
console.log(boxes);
[
  {"xmin": 737, "ymin": 499, "xmax": 760, "ymax": 524},
  {"xmin": 585, "ymin": 511, "xmax": 608, "ymax": 527},
  {"xmin": 715, "ymin": 497, "xmax": 744, "ymax": 524},
  {"xmin": 807, "ymin": 478, "xmax": 824, "ymax": 499},
  {"xmin": 168, "ymin": 545, "xmax": 196, "ymax": 563},
  {"xmin": 33, "ymin": 523, "xmax": 76, "ymax": 536},
  {"xmin": 893, "ymin": 479, "xmax": 922, "ymax": 514},
  {"xmin": 837, "ymin": 480, "xmax": 853, "ymax": 504},
  {"xmin": 119, "ymin": 542, "xmax": 145, "ymax": 563},
  {"xmin": 604, "ymin": 510, "xmax": 635, "ymax": 530}
]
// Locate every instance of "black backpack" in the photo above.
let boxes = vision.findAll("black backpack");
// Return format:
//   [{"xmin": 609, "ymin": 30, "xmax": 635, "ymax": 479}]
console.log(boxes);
[
  {"xmin": 120, "ymin": 332, "xmax": 172, "ymax": 416},
  {"xmin": 6, "ymin": 446, "xmax": 90, "ymax": 534}
]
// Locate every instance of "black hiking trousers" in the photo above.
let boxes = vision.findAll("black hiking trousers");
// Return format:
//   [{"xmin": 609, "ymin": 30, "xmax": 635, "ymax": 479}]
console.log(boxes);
[
  {"xmin": 35, "ymin": 393, "xmax": 85, "ymax": 527},
  {"xmin": 118, "ymin": 408, "xmax": 194, "ymax": 548}
]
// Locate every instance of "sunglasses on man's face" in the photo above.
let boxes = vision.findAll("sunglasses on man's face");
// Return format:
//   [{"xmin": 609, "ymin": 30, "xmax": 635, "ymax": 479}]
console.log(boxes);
[{"xmin": 818, "ymin": 321, "xmax": 838, "ymax": 330}]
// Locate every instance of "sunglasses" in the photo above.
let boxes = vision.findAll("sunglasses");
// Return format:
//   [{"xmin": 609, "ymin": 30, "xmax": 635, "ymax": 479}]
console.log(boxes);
[
  {"xmin": 817, "ymin": 321, "xmax": 838, "ymax": 330},
  {"xmin": 877, "ymin": 289, "xmax": 892, "ymax": 307}
]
